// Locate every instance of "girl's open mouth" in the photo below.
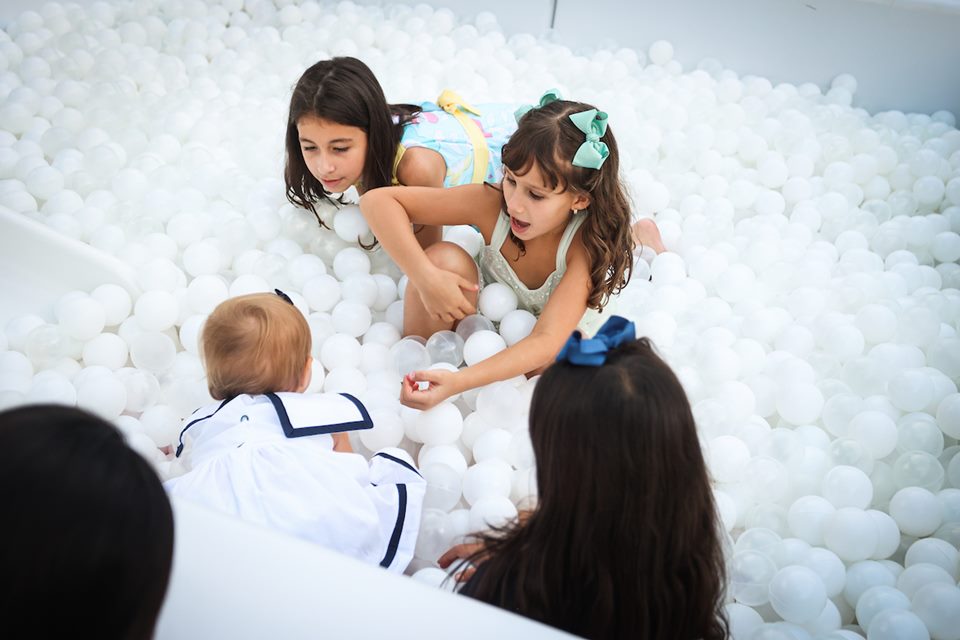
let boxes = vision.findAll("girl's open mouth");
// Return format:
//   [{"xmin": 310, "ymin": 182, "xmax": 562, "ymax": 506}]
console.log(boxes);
[{"xmin": 510, "ymin": 216, "xmax": 530, "ymax": 234}]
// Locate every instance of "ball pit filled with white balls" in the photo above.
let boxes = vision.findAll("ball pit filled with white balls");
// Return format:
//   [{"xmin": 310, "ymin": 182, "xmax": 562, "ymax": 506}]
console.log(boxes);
[{"xmin": 2, "ymin": 0, "xmax": 960, "ymax": 636}]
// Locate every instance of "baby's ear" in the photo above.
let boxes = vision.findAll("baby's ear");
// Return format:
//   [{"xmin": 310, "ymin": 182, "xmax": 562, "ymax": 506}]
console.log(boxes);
[{"xmin": 298, "ymin": 356, "xmax": 314, "ymax": 392}]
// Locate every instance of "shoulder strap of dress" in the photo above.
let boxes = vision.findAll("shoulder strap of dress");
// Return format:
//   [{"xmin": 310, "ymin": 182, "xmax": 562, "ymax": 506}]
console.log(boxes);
[
  {"xmin": 391, "ymin": 144, "xmax": 405, "ymax": 186},
  {"xmin": 490, "ymin": 212, "xmax": 512, "ymax": 249},
  {"xmin": 556, "ymin": 213, "xmax": 588, "ymax": 271}
]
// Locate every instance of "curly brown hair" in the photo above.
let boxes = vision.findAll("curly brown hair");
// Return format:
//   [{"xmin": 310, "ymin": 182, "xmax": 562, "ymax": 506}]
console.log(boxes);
[{"xmin": 500, "ymin": 99, "xmax": 634, "ymax": 310}]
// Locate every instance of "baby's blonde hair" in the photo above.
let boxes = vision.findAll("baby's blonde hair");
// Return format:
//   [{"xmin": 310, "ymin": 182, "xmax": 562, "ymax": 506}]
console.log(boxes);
[{"xmin": 201, "ymin": 293, "xmax": 311, "ymax": 400}]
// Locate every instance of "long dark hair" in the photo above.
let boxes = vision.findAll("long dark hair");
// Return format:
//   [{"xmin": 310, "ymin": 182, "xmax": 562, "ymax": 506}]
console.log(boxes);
[
  {"xmin": 501, "ymin": 99, "xmax": 634, "ymax": 310},
  {"xmin": 461, "ymin": 338, "xmax": 729, "ymax": 640},
  {"xmin": 0, "ymin": 405, "xmax": 174, "ymax": 640},
  {"xmin": 284, "ymin": 56, "xmax": 421, "ymax": 226}
]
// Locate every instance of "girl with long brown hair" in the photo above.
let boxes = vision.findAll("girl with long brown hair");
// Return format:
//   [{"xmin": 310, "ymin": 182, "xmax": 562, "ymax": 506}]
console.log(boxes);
[
  {"xmin": 360, "ymin": 93, "xmax": 643, "ymax": 409},
  {"xmin": 444, "ymin": 318, "xmax": 729, "ymax": 639},
  {"xmin": 284, "ymin": 56, "xmax": 517, "ymax": 246}
]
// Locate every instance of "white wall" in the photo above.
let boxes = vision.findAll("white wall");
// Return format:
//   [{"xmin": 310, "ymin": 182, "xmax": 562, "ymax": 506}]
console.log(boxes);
[
  {"xmin": 550, "ymin": 0, "xmax": 960, "ymax": 117},
  {"xmin": 402, "ymin": 0, "xmax": 960, "ymax": 116},
  {"xmin": 2, "ymin": 0, "xmax": 957, "ymax": 114}
]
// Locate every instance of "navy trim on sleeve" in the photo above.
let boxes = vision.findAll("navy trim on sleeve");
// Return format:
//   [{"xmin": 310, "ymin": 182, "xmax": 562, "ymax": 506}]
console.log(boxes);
[
  {"xmin": 379, "ymin": 484, "xmax": 408, "ymax": 569},
  {"xmin": 174, "ymin": 398, "xmax": 231, "ymax": 458},
  {"xmin": 264, "ymin": 392, "xmax": 374, "ymax": 439},
  {"xmin": 374, "ymin": 452, "xmax": 423, "ymax": 478}
]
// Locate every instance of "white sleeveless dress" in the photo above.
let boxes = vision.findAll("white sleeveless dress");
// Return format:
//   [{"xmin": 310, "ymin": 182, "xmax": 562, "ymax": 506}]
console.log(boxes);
[{"xmin": 477, "ymin": 212, "xmax": 613, "ymax": 336}]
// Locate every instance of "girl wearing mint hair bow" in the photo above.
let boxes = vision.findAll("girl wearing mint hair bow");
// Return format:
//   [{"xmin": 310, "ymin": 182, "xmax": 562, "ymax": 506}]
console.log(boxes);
[
  {"xmin": 440, "ymin": 318, "xmax": 730, "ymax": 640},
  {"xmin": 361, "ymin": 93, "xmax": 647, "ymax": 409}
]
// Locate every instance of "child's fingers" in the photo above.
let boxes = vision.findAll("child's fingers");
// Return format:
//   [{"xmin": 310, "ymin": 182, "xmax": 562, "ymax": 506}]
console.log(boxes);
[
  {"xmin": 458, "ymin": 276, "xmax": 480, "ymax": 293},
  {"xmin": 411, "ymin": 369, "xmax": 445, "ymax": 384},
  {"xmin": 454, "ymin": 566, "xmax": 477, "ymax": 583}
]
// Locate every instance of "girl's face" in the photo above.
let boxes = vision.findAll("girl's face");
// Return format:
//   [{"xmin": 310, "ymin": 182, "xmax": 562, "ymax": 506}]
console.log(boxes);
[
  {"xmin": 297, "ymin": 115, "xmax": 367, "ymax": 193},
  {"xmin": 502, "ymin": 163, "xmax": 590, "ymax": 241}
]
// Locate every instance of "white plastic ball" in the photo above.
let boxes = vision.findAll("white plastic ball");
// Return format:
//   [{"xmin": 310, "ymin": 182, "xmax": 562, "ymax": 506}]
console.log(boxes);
[
  {"xmin": 332, "ymin": 247, "xmax": 371, "ymax": 279},
  {"xmin": 331, "ymin": 300, "xmax": 372, "ymax": 337},
  {"xmin": 319, "ymin": 333, "xmax": 362, "ymax": 371},
  {"xmin": 134, "ymin": 290, "xmax": 179, "ymax": 332},
  {"xmin": 360, "ymin": 411, "xmax": 405, "ymax": 452},
  {"xmin": 889, "ymin": 487, "xmax": 942, "ymax": 537},
  {"xmin": 461, "ymin": 459, "xmax": 512, "ymax": 505},
  {"xmin": 416, "ymin": 403, "xmax": 463, "ymax": 445},
  {"xmin": 498, "ymin": 309, "xmax": 537, "ymax": 346},
  {"xmin": 462, "ymin": 330, "xmax": 506, "ymax": 366},
  {"xmin": 56, "ymin": 294, "xmax": 106, "ymax": 341},
  {"xmin": 477, "ymin": 283, "xmax": 518, "ymax": 322},
  {"xmin": 911, "ymin": 583, "xmax": 960, "ymax": 640},
  {"xmin": 91, "ymin": 284, "xmax": 132, "ymax": 326},
  {"xmin": 322, "ymin": 367, "xmax": 366, "ymax": 395},
  {"xmin": 81, "ymin": 333, "xmax": 128, "ymax": 370}
]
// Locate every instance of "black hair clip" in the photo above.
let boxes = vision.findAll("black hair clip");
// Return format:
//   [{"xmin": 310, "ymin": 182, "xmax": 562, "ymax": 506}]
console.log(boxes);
[{"xmin": 275, "ymin": 288, "xmax": 294, "ymax": 305}]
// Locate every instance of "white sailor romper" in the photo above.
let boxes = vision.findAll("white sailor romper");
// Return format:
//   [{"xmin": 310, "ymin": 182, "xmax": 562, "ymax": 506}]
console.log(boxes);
[{"xmin": 163, "ymin": 392, "xmax": 425, "ymax": 573}]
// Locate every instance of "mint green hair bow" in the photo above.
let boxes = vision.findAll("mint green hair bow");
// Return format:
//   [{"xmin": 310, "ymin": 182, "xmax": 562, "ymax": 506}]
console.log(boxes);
[
  {"xmin": 569, "ymin": 109, "xmax": 610, "ymax": 170},
  {"xmin": 513, "ymin": 88, "xmax": 563, "ymax": 123}
]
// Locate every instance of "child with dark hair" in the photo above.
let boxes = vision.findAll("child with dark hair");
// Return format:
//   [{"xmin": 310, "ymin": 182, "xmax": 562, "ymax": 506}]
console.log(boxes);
[
  {"xmin": 441, "ymin": 317, "xmax": 729, "ymax": 640},
  {"xmin": 361, "ymin": 92, "xmax": 659, "ymax": 409},
  {"xmin": 0, "ymin": 404, "xmax": 174, "ymax": 640},
  {"xmin": 284, "ymin": 56, "xmax": 516, "ymax": 247},
  {"xmin": 164, "ymin": 292, "xmax": 425, "ymax": 572}
]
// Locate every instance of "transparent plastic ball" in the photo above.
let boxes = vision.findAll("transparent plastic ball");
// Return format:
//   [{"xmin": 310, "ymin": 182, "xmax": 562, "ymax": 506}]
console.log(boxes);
[
  {"xmin": 425, "ymin": 330, "xmax": 465, "ymax": 367},
  {"xmin": 128, "ymin": 332, "xmax": 177, "ymax": 373},
  {"xmin": 730, "ymin": 550, "xmax": 778, "ymax": 605},
  {"xmin": 390, "ymin": 338, "xmax": 431, "ymax": 376},
  {"xmin": 421, "ymin": 462, "xmax": 462, "ymax": 512},
  {"xmin": 454, "ymin": 314, "xmax": 495, "ymax": 342},
  {"xmin": 767, "ymin": 565, "xmax": 827, "ymax": 624}
]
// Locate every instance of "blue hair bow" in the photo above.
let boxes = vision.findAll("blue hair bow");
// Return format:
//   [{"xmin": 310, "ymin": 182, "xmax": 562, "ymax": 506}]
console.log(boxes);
[{"xmin": 555, "ymin": 315, "xmax": 636, "ymax": 367}]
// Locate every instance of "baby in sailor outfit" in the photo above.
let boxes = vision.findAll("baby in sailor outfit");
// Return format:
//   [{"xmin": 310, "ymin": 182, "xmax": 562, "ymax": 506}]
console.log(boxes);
[{"xmin": 164, "ymin": 291, "xmax": 425, "ymax": 573}]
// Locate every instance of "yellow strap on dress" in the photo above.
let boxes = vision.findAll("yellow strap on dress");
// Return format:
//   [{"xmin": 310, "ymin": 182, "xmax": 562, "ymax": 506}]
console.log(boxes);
[
  {"xmin": 436, "ymin": 89, "xmax": 490, "ymax": 184},
  {"xmin": 391, "ymin": 145, "xmax": 404, "ymax": 186}
]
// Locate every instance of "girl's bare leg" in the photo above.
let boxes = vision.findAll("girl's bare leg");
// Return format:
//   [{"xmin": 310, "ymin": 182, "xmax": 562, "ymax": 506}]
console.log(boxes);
[
  {"xmin": 631, "ymin": 218, "xmax": 666, "ymax": 254},
  {"xmin": 413, "ymin": 224, "xmax": 443, "ymax": 251},
  {"xmin": 403, "ymin": 241, "xmax": 480, "ymax": 339}
]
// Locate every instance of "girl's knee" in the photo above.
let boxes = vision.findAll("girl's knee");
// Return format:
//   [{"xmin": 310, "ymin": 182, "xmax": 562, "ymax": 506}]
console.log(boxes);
[{"xmin": 425, "ymin": 241, "xmax": 478, "ymax": 277}]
